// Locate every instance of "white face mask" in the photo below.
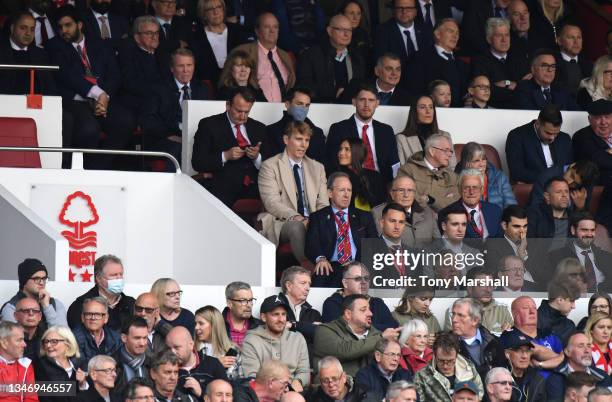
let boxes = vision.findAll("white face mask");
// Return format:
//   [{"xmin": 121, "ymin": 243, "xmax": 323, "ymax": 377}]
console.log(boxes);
[{"xmin": 106, "ymin": 278, "xmax": 124, "ymax": 294}]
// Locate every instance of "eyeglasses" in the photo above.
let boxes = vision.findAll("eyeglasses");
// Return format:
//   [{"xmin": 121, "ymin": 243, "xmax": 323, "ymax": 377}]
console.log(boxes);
[
  {"xmin": 42, "ymin": 338, "xmax": 66, "ymax": 346},
  {"xmin": 491, "ymin": 381, "xmax": 514, "ymax": 386},
  {"xmin": 29, "ymin": 276, "xmax": 48, "ymax": 283},
  {"xmin": 273, "ymin": 379, "xmax": 290, "ymax": 389},
  {"xmin": 394, "ymin": 6, "xmax": 417, "ymax": 11},
  {"xmin": 83, "ymin": 312, "xmax": 106, "ymax": 320},
  {"xmin": 205, "ymin": 4, "xmax": 223, "ymax": 12},
  {"xmin": 432, "ymin": 146, "xmax": 453, "ymax": 154},
  {"xmin": 16, "ymin": 308, "xmax": 42, "ymax": 315},
  {"xmin": 538, "ymin": 63, "xmax": 557, "ymax": 70},
  {"xmin": 381, "ymin": 352, "xmax": 401, "ymax": 358},
  {"xmin": 229, "ymin": 298, "xmax": 256, "ymax": 306},
  {"xmin": 471, "ymin": 84, "xmax": 491, "ymax": 91},
  {"xmin": 346, "ymin": 276, "xmax": 370, "ymax": 283},
  {"xmin": 391, "ymin": 188, "xmax": 416, "ymax": 195},
  {"xmin": 321, "ymin": 376, "xmax": 342, "ymax": 385},
  {"xmin": 502, "ymin": 268, "xmax": 525, "ymax": 274},
  {"xmin": 592, "ymin": 304, "xmax": 609, "ymax": 311},
  {"xmin": 437, "ymin": 358, "xmax": 456, "ymax": 366},
  {"xmin": 138, "ymin": 30, "xmax": 160, "ymax": 36},
  {"xmin": 134, "ymin": 305, "xmax": 157, "ymax": 314},
  {"xmin": 94, "ymin": 368, "xmax": 117, "ymax": 375},
  {"xmin": 330, "ymin": 26, "xmax": 352, "ymax": 34},
  {"xmin": 166, "ymin": 290, "xmax": 183, "ymax": 297}
]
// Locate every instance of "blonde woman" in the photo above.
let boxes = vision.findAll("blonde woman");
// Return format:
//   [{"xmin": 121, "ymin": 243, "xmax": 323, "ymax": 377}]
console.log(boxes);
[
  {"xmin": 34, "ymin": 326, "xmax": 88, "ymax": 402},
  {"xmin": 194, "ymin": 305, "xmax": 244, "ymax": 379},
  {"xmin": 585, "ymin": 312, "xmax": 612, "ymax": 375},
  {"xmin": 577, "ymin": 55, "xmax": 612, "ymax": 109},
  {"xmin": 151, "ymin": 278, "xmax": 195, "ymax": 335}
]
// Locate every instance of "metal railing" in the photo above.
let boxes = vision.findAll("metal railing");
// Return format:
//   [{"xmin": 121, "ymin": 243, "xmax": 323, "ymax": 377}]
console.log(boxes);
[
  {"xmin": 0, "ymin": 146, "xmax": 181, "ymax": 173},
  {"xmin": 0, "ymin": 64, "xmax": 60, "ymax": 71}
]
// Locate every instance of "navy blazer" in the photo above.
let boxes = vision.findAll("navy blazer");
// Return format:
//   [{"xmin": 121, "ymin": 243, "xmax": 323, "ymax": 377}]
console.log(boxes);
[
  {"xmin": 447, "ymin": 200, "xmax": 502, "ymax": 239},
  {"xmin": 325, "ymin": 117, "xmax": 399, "ymax": 183},
  {"xmin": 513, "ymin": 79, "xmax": 580, "ymax": 111},
  {"xmin": 505, "ymin": 120, "xmax": 573, "ymax": 183},
  {"xmin": 548, "ymin": 242, "xmax": 612, "ymax": 292},
  {"xmin": 415, "ymin": 0, "xmax": 452, "ymax": 33},
  {"xmin": 417, "ymin": 46, "xmax": 469, "ymax": 107},
  {"xmin": 81, "ymin": 9, "xmax": 128, "ymax": 52},
  {"xmin": 46, "ymin": 35, "xmax": 121, "ymax": 100},
  {"xmin": 572, "ymin": 125, "xmax": 612, "ymax": 186},
  {"xmin": 373, "ymin": 19, "xmax": 430, "ymax": 92},
  {"xmin": 0, "ymin": 38, "xmax": 58, "ymax": 95},
  {"xmin": 305, "ymin": 206, "xmax": 378, "ymax": 264}
]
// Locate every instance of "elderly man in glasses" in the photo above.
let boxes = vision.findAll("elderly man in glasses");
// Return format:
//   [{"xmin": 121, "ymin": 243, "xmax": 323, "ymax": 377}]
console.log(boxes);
[
  {"xmin": 12, "ymin": 297, "xmax": 44, "ymax": 361},
  {"xmin": 1, "ymin": 258, "xmax": 67, "ymax": 327},
  {"xmin": 484, "ymin": 367, "xmax": 514, "ymax": 402},
  {"xmin": 73, "ymin": 296, "xmax": 122, "ymax": 365},
  {"xmin": 77, "ymin": 355, "xmax": 121, "ymax": 402},
  {"xmin": 134, "ymin": 292, "xmax": 173, "ymax": 353}
]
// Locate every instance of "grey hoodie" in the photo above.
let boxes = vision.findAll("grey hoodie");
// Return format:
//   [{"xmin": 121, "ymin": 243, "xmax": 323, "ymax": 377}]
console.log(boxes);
[{"xmin": 241, "ymin": 325, "xmax": 311, "ymax": 386}]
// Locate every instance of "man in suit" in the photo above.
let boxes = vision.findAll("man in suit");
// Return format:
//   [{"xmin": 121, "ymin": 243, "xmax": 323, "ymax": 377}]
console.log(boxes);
[
  {"xmin": 82, "ymin": 0, "xmax": 129, "ymax": 53},
  {"xmin": 495, "ymin": 255, "xmax": 540, "ymax": 292},
  {"xmin": 258, "ymin": 121, "xmax": 329, "ymax": 264},
  {"xmin": 484, "ymin": 205, "xmax": 543, "ymax": 288},
  {"xmin": 152, "ymin": 0, "xmax": 190, "ymax": 53},
  {"xmin": 373, "ymin": 53, "xmax": 415, "ymax": 106},
  {"xmin": 140, "ymin": 48, "xmax": 208, "ymax": 168},
  {"xmin": 305, "ymin": 172, "xmax": 378, "ymax": 288},
  {"xmin": 572, "ymin": 99, "xmax": 612, "ymax": 186},
  {"xmin": 505, "ymin": 104, "xmax": 573, "ymax": 183},
  {"xmin": 191, "ymin": 86, "xmax": 267, "ymax": 207},
  {"xmin": 373, "ymin": 0, "xmax": 429, "ymax": 93},
  {"xmin": 28, "ymin": 0, "xmax": 55, "ymax": 48},
  {"xmin": 471, "ymin": 18, "xmax": 530, "ymax": 109},
  {"xmin": 514, "ymin": 49, "xmax": 580, "ymax": 111},
  {"xmin": 371, "ymin": 175, "xmax": 440, "ymax": 248},
  {"xmin": 297, "ymin": 14, "xmax": 365, "ymax": 103},
  {"xmin": 548, "ymin": 211, "xmax": 612, "ymax": 293},
  {"xmin": 555, "ymin": 24, "xmax": 592, "ymax": 98},
  {"xmin": 234, "ymin": 13, "xmax": 295, "ymax": 103},
  {"xmin": 415, "ymin": 0, "xmax": 453, "ymax": 37},
  {"xmin": 419, "ymin": 18, "xmax": 469, "ymax": 107},
  {"xmin": 117, "ymin": 16, "xmax": 168, "ymax": 116},
  {"xmin": 267, "ymin": 87, "xmax": 326, "ymax": 164},
  {"xmin": 325, "ymin": 83, "xmax": 400, "ymax": 184},
  {"xmin": 460, "ymin": 0, "xmax": 510, "ymax": 56},
  {"xmin": 47, "ymin": 5, "xmax": 135, "ymax": 170}
]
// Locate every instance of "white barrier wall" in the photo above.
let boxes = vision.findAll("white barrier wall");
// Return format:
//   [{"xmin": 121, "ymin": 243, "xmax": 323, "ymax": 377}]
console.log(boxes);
[
  {"xmin": 0, "ymin": 167, "xmax": 275, "ymax": 286},
  {"xmin": 0, "ymin": 95, "xmax": 63, "ymax": 168},
  {"xmin": 183, "ymin": 100, "xmax": 589, "ymax": 177}
]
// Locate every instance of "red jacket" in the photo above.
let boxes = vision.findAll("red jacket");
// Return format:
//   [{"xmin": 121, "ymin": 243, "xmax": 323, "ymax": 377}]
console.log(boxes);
[
  {"xmin": 0, "ymin": 356, "xmax": 39, "ymax": 402},
  {"xmin": 399, "ymin": 346, "xmax": 433, "ymax": 375}
]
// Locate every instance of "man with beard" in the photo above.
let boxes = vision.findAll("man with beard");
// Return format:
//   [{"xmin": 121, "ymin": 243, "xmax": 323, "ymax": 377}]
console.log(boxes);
[
  {"xmin": 82, "ymin": 0, "xmax": 129, "ymax": 53},
  {"xmin": 548, "ymin": 212, "xmax": 612, "ymax": 292},
  {"xmin": 545, "ymin": 333, "xmax": 612, "ymax": 401},
  {"xmin": 222, "ymin": 281, "xmax": 261, "ymax": 348}
]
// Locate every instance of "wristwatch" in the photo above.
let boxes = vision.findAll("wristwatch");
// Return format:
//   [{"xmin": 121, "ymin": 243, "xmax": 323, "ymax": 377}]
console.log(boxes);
[{"xmin": 504, "ymin": 80, "xmax": 511, "ymax": 88}]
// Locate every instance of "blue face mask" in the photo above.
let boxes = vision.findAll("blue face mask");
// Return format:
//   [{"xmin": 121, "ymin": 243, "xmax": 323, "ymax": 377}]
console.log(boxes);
[
  {"xmin": 288, "ymin": 105, "xmax": 309, "ymax": 122},
  {"xmin": 106, "ymin": 278, "xmax": 124, "ymax": 295}
]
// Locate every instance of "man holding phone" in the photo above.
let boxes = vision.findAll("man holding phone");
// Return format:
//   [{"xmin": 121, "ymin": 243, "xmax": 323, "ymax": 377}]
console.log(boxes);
[
  {"xmin": 1, "ymin": 258, "xmax": 67, "ymax": 327},
  {"xmin": 191, "ymin": 86, "xmax": 268, "ymax": 207}
]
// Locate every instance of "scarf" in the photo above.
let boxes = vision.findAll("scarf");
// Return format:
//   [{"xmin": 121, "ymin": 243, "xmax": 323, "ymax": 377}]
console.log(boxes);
[{"xmin": 119, "ymin": 346, "xmax": 146, "ymax": 381}]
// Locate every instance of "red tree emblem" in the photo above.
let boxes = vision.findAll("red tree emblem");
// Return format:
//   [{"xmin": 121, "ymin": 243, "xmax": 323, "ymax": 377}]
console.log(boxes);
[{"xmin": 59, "ymin": 191, "xmax": 99, "ymax": 249}]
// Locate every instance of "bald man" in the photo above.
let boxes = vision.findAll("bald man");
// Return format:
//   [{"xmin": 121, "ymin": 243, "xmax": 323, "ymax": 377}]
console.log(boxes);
[
  {"xmin": 134, "ymin": 292, "xmax": 172, "ymax": 352},
  {"xmin": 234, "ymin": 360, "xmax": 291, "ymax": 402},
  {"xmin": 204, "ymin": 379, "xmax": 233, "ymax": 402},
  {"xmin": 297, "ymin": 14, "xmax": 366, "ymax": 103},
  {"xmin": 165, "ymin": 327, "xmax": 228, "ymax": 398}
]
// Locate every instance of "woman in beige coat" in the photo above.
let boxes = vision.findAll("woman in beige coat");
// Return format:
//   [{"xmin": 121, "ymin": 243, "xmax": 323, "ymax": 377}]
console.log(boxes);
[{"xmin": 396, "ymin": 95, "xmax": 455, "ymax": 167}]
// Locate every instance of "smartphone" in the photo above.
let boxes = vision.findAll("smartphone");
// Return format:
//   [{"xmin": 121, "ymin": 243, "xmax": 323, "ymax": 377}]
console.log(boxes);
[{"xmin": 226, "ymin": 348, "xmax": 238, "ymax": 357}]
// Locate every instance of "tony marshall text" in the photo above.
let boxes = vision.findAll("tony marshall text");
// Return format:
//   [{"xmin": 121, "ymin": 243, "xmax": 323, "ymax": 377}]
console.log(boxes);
[{"xmin": 371, "ymin": 275, "xmax": 508, "ymax": 288}]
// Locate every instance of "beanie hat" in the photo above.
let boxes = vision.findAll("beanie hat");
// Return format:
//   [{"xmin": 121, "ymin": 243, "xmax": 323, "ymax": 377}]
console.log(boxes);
[{"xmin": 18, "ymin": 258, "xmax": 47, "ymax": 290}]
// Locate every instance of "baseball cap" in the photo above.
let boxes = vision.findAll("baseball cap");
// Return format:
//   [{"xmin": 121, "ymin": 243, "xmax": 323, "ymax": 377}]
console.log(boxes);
[{"xmin": 260, "ymin": 295, "xmax": 289, "ymax": 314}]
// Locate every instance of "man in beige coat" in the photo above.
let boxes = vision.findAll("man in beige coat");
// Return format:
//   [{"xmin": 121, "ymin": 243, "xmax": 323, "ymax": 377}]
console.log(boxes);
[
  {"xmin": 258, "ymin": 121, "xmax": 328, "ymax": 263},
  {"xmin": 398, "ymin": 133, "xmax": 459, "ymax": 211},
  {"xmin": 234, "ymin": 12, "xmax": 296, "ymax": 102}
]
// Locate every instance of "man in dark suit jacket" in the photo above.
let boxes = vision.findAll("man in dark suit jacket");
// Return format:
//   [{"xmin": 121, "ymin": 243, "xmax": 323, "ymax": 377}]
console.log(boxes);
[
  {"xmin": 117, "ymin": 16, "xmax": 169, "ymax": 115},
  {"xmin": 151, "ymin": 0, "xmax": 190, "ymax": 53},
  {"xmin": 47, "ymin": 5, "xmax": 135, "ymax": 170},
  {"xmin": 81, "ymin": 0, "xmax": 129, "ymax": 53},
  {"xmin": 141, "ymin": 48, "xmax": 208, "ymax": 169},
  {"xmin": 505, "ymin": 104, "xmax": 573, "ymax": 183},
  {"xmin": 460, "ymin": 0, "xmax": 510, "ymax": 56},
  {"xmin": 325, "ymin": 83, "xmax": 400, "ymax": 184},
  {"xmin": 528, "ymin": 160, "xmax": 599, "ymax": 208},
  {"xmin": 305, "ymin": 172, "xmax": 378, "ymax": 288},
  {"xmin": 191, "ymin": 86, "xmax": 267, "ymax": 207},
  {"xmin": 418, "ymin": 18, "xmax": 469, "ymax": 107},
  {"xmin": 572, "ymin": 100, "xmax": 612, "ymax": 186},
  {"xmin": 415, "ymin": 0, "xmax": 453, "ymax": 35},
  {"xmin": 555, "ymin": 24, "xmax": 592, "ymax": 98},
  {"xmin": 548, "ymin": 211, "xmax": 612, "ymax": 293},
  {"xmin": 471, "ymin": 17, "xmax": 530, "ymax": 109},
  {"xmin": 266, "ymin": 86, "xmax": 325, "ymax": 163},
  {"xmin": 514, "ymin": 49, "xmax": 580, "ymax": 111},
  {"xmin": 507, "ymin": 0, "xmax": 549, "ymax": 61},
  {"xmin": 296, "ymin": 14, "xmax": 365, "ymax": 103},
  {"xmin": 373, "ymin": 0, "xmax": 430, "ymax": 93},
  {"xmin": 28, "ymin": 0, "xmax": 56, "ymax": 49}
]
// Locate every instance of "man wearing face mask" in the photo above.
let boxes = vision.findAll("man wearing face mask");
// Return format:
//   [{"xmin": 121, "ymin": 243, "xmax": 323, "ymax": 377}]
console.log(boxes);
[
  {"xmin": 82, "ymin": 0, "xmax": 129, "ymax": 53},
  {"xmin": 267, "ymin": 87, "xmax": 326, "ymax": 164},
  {"xmin": 67, "ymin": 254, "xmax": 135, "ymax": 331}
]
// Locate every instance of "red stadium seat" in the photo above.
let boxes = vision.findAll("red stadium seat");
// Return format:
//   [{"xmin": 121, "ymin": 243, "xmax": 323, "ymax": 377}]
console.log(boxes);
[
  {"xmin": 0, "ymin": 117, "xmax": 41, "ymax": 168},
  {"xmin": 232, "ymin": 198, "xmax": 263, "ymax": 228},
  {"xmin": 512, "ymin": 183, "xmax": 533, "ymax": 207},
  {"xmin": 454, "ymin": 143, "xmax": 502, "ymax": 170}
]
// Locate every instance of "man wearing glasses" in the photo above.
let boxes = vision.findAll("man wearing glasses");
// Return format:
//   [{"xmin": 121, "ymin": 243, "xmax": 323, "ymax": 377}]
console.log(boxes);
[
  {"xmin": 73, "ymin": 296, "xmax": 122, "ymax": 365},
  {"xmin": 124, "ymin": 377, "xmax": 156, "ymax": 402},
  {"xmin": 514, "ymin": 48, "xmax": 579, "ymax": 111},
  {"xmin": 12, "ymin": 297, "xmax": 44, "ymax": 361},
  {"xmin": 310, "ymin": 356, "xmax": 367, "ymax": 402},
  {"xmin": 483, "ymin": 367, "xmax": 514, "ymax": 402},
  {"xmin": 1, "ymin": 258, "xmax": 67, "ymax": 327},
  {"xmin": 78, "ymin": 355, "xmax": 121, "ymax": 402},
  {"xmin": 134, "ymin": 292, "xmax": 173, "ymax": 352},
  {"xmin": 222, "ymin": 281, "xmax": 261, "ymax": 347}
]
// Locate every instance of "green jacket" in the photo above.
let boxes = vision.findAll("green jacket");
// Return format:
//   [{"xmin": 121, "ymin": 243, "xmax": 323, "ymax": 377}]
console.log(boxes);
[
  {"xmin": 313, "ymin": 318, "xmax": 382, "ymax": 377},
  {"xmin": 414, "ymin": 354, "xmax": 484, "ymax": 402}
]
